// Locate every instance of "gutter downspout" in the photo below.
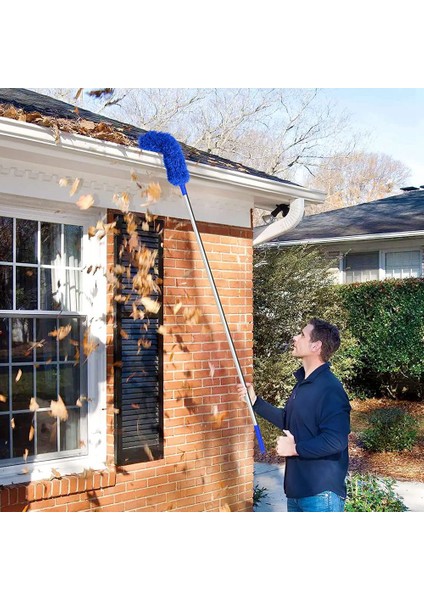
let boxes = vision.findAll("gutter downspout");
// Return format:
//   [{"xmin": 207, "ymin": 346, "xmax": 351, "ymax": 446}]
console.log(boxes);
[{"xmin": 253, "ymin": 197, "xmax": 305, "ymax": 246}]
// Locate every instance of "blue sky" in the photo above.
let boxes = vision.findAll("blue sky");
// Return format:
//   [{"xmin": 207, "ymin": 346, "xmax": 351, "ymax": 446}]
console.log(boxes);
[{"xmin": 321, "ymin": 88, "xmax": 424, "ymax": 186}]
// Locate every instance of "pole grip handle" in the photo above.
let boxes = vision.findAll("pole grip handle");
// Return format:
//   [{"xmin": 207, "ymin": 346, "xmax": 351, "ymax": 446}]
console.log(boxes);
[{"xmin": 254, "ymin": 424, "xmax": 266, "ymax": 454}]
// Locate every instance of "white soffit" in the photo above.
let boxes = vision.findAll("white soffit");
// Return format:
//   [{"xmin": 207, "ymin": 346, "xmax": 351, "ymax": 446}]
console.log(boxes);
[{"xmin": 0, "ymin": 117, "xmax": 325, "ymax": 227}]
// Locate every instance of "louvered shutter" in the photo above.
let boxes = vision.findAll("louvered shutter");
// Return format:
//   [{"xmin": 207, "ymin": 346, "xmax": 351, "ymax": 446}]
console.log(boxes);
[{"xmin": 114, "ymin": 215, "xmax": 163, "ymax": 465}]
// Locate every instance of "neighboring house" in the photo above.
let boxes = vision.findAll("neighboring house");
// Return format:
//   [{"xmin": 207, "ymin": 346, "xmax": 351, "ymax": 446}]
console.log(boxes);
[
  {"xmin": 0, "ymin": 88, "xmax": 324, "ymax": 511},
  {"xmin": 266, "ymin": 188, "xmax": 424, "ymax": 284}
]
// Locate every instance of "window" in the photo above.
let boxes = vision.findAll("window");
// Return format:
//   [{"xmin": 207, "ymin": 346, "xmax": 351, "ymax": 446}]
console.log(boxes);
[
  {"xmin": 385, "ymin": 251, "xmax": 421, "ymax": 279},
  {"xmin": 0, "ymin": 216, "xmax": 87, "ymax": 467},
  {"xmin": 344, "ymin": 252, "xmax": 379, "ymax": 283}
]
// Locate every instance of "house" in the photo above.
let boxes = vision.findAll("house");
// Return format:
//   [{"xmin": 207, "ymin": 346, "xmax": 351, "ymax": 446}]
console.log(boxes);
[
  {"xmin": 0, "ymin": 88, "xmax": 324, "ymax": 511},
  {"xmin": 265, "ymin": 188, "xmax": 424, "ymax": 283}
]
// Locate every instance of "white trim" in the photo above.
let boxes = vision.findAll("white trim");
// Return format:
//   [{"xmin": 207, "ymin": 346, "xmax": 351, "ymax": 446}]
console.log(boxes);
[
  {"xmin": 268, "ymin": 229, "xmax": 424, "ymax": 247},
  {"xmin": 0, "ymin": 198, "xmax": 108, "ymax": 485}
]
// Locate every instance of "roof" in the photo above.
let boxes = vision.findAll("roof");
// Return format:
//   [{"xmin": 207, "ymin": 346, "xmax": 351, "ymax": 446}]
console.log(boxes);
[
  {"xmin": 0, "ymin": 88, "xmax": 301, "ymax": 189},
  {"xmin": 269, "ymin": 189, "xmax": 424, "ymax": 245}
]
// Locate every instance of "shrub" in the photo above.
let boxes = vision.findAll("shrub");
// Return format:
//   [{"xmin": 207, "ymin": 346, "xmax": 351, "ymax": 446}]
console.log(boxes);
[
  {"xmin": 345, "ymin": 472, "xmax": 408, "ymax": 512},
  {"xmin": 338, "ymin": 278, "xmax": 424, "ymax": 398},
  {"xmin": 360, "ymin": 407, "xmax": 419, "ymax": 452},
  {"xmin": 253, "ymin": 484, "xmax": 269, "ymax": 509}
]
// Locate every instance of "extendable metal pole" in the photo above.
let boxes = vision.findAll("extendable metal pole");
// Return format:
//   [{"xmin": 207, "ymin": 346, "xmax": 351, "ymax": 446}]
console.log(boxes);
[{"xmin": 180, "ymin": 184, "xmax": 266, "ymax": 453}]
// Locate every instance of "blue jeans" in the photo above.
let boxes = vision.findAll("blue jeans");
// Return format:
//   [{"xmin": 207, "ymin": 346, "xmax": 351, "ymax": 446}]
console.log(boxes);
[{"xmin": 287, "ymin": 491, "xmax": 345, "ymax": 512}]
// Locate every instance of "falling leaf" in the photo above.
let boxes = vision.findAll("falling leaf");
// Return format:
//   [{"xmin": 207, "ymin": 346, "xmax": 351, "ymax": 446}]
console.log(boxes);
[
  {"xmin": 219, "ymin": 503, "xmax": 231, "ymax": 512},
  {"xmin": 88, "ymin": 226, "xmax": 97, "ymax": 238},
  {"xmin": 173, "ymin": 301, "xmax": 183, "ymax": 315},
  {"xmin": 208, "ymin": 362, "xmax": 216, "ymax": 378},
  {"xmin": 11, "ymin": 418, "xmax": 15, "ymax": 429},
  {"xmin": 157, "ymin": 325, "xmax": 168, "ymax": 335},
  {"xmin": 0, "ymin": 394, "xmax": 6, "ymax": 403},
  {"xmin": 23, "ymin": 448, "xmax": 29, "ymax": 461},
  {"xmin": 69, "ymin": 178, "xmax": 82, "ymax": 197},
  {"xmin": 144, "ymin": 182, "xmax": 161, "ymax": 203},
  {"xmin": 120, "ymin": 329, "xmax": 129, "ymax": 339},
  {"xmin": 131, "ymin": 403, "xmax": 140, "ymax": 409},
  {"xmin": 48, "ymin": 324, "xmax": 72, "ymax": 340},
  {"xmin": 50, "ymin": 395, "xmax": 68, "ymax": 421},
  {"xmin": 144, "ymin": 444, "xmax": 154, "ymax": 461},
  {"xmin": 88, "ymin": 88, "xmax": 114, "ymax": 98},
  {"xmin": 74, "ymin": 88, "xmax": 84, "ymax": 100},
  {"xmin": 212, "ymin": 407, "xmax": 228, "ymax": 428},
  {"xmin": 29, "ymin": 397, "xmax": 39, "ymax": 411},
  {"xmin": 59, "ymin": 177, "xmax": 71, "ymax": 187},
  {"xmin": 29, "ymin": 425, "xmax": 35, "ymax": 441},
  {"xmin": 51, "ymin": 468, "xmax": 62, "ymax": 479},
  {"xmin": 83, "ymin": 330, "xmax": 99, "ymax": 357},
  {"xmin": 76, "ymin": 194, "xmax": 94, "ymax": 210},
  {"xmin": 141, "ymin": 297, "xmax": 161, "ymax": 314},
  {"xmin": 113, "ymin": 192, "xmax": 130, "ymax": 213},
  {"xmin": 137, "ymin": 338, "xmax": 152, "ymax": 350},
  {"xmin": 183, "ymin": 307, "xmax": 202, "ymax": 325},
  {"xmin": 15, "ymin": 369, "xmax": 22, "ymax": 382}
]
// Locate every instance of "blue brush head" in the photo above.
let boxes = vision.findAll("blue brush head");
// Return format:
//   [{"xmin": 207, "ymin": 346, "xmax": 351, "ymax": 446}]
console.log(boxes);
[{"xmin": 138, "ymin": 131, "xmax": 190, "ymax": 188}]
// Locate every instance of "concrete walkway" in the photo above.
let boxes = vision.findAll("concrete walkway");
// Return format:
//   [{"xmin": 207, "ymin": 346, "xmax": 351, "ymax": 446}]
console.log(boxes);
[{"xmin": 254, "ymin": 462, "xmax": 424, "ymax": 512}]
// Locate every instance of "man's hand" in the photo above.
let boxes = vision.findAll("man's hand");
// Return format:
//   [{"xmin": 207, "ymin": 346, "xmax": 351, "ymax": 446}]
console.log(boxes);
[
  {"xmin": 276, "ymin": 430, "xmax": 298, "ymax": 456},
  {"xmin": 236, "ymin": 383, "xmax": 256, "ymax": 405}
]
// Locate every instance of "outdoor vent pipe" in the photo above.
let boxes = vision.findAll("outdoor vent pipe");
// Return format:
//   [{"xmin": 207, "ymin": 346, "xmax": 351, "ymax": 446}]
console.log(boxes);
[{"xmin": 253, "ymin": 197, "xmax": 305, "ymax": 246}]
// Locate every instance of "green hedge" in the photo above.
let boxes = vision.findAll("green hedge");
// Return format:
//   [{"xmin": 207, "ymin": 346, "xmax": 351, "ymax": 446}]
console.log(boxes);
[{"xmin": 338, "ymin": 278, "xmax": 424, "ymax": 398}]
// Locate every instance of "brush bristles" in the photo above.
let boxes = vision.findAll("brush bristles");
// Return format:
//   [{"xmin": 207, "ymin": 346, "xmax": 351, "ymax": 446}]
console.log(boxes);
[{"xmin": 138, "ymin": 131, "xmax": 190, "ymax": 187}]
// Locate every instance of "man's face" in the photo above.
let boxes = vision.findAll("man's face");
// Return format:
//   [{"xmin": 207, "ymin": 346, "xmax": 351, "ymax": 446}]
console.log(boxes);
[{"xmin": 292, "ymin": 323, "xmax": 321, "ymax": 359}]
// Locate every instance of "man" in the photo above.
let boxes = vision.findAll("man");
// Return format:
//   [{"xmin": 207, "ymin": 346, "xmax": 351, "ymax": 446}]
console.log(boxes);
[{"xmin": 239, "ymin": 318, "xmax": 351, "ymax": 512}]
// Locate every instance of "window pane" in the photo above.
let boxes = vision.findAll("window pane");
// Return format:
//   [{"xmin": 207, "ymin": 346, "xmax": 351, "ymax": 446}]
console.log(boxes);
[
  {"xmin": 62, "ymin": 268, "xmax": 81, "ymax": 311},
  {"xmin": 36, "ymin": 365, "xmax": 57, "ymax": 407},
  {"xmin": 60, "ymin": 408, "xmax": 80, "ymax": 451},
  {"xmin": 0, "ymin": 414, "xmax": 10, "ymax": 458},
  {"xmin": 12, "ymin": 412, "xmax": 34, "ymax": 459},
  {"xmin": 0, "ymin": 217, "xmax": 13, "ymax": 261},
  {"xmin": 345, "ymin": 252, "xmax": 379, "ymax": 283},
  {"xmin": 11, "ymin": 318, "xmax": 33, "ymax": 362},
  {"xmin": 16, "ymin": 219, "xmax": 38, "ymax": 264},
  {"xmin": 40, "ymin": 268, "xmax": 62, "ymax": 311},
  {"xmin": 36, "ymin": 318, "xmax": 58, "ymax": 363},
  {"xmin": 41, "ymin": 222, "xmax": 61, "ymax": 265},
  {"xmin": 60, "ymin": 364, "xmax": 80, "ymax": 407},
  {"xmin": 0, "ymin": 265, "xmax": 13, "ymax": 309},
  {"xmin": 0, "ymin": 318, "xmax": 10, "ymax": 364},
  {"xmin": 64, "ymin": 225, "xmax": 82, "ymax": 267},
  {"xmin": 16, "ymin": 267, "xmax": 38, "ymax": 310},
  {"xmin": 12, "ymin": 365, "xmax": 33, "ymax": 411},
  {"xmin": 36, "ymin": 412, "xmax": 57, "ymax": 454},
  {"xmin": 0, "ymin": 366, "xmax": 9, "ymax": 412}
]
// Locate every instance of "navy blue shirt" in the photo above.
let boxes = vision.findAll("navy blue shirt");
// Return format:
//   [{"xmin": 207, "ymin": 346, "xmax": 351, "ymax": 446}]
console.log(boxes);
[{"xmin": 254, "ymin": 362, "xmax": 351, "ymax": 499}]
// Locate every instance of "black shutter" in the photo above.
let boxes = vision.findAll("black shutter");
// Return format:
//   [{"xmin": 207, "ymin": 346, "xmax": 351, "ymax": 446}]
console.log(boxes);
[{"xmin": 114, "ymin": 214, "xmax": 163, "ymax": 465}]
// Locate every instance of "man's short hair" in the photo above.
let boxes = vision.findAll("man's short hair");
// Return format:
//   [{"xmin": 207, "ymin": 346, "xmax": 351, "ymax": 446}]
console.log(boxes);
[{"xmin": 308, "ymin": 318, "xmax": 341, "ymax": 362}]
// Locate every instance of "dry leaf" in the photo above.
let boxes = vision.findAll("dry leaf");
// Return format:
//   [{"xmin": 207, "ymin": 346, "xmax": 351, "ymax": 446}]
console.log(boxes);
[
  {"xmin": 50, "ymin": 395, "xmax": 68, "ymax": 421},
  {"xmin": 29, "ymin": 425, "xmax": 35, "ymax": 441},
  {"xmin": 219, "ymin": 503, "xmax": 232, "ymax": 512},
  {"xmin": 23, "ymin": 448, "xmax": 29, "ymax": 461},
  {"xmin": 144, "ymin": 444, "xmax": 154, "ymax": 461},
  {"xmin": 48, "ymin": 324, "xmax": 72, "ymax": 340},
  {"xmin": 0, "ymin": 394, "xmax": 6, "ymax": 403},
  {"xmin": 11, "ymin": 418, "xmax": 15, "ymax": 429},
  {"xmin": 208, "ymin": 362, "xmax": 216, "ymax": 378},
  {"xmin": 15, "ymin": 369, "xmax": 22, "ymax": 382},
  {"xmin": 173, "ymin": 301, "xmax": 183, "ymax": 315},
  {"xmin": 29, "ymin": 397, "xmax": 39, "ymax": 411},
  {"xmin": 51, "ymin": 468, "xmax": 62, "ymax": 479},
  {"xmin": 141, "ymin": 297, "xmax": 161, "ymax": 314},
  {"xmin": 76, "ymin": 194, "xmax": 94, "ymax": 210},
  {"xmin": 59, "ymin": 177, "xmax": 71, "ymax": 187},
  {"xmin": 183, "ymin": 307, "xmax": 202, "ymax": 325},
  {"xmin": 145, "ymin": 182, "xmax": 161, "ymax": 202},
  {"xmin": 69, "ymin": 178, "xmax": 82, "ymax": 197},
  {"xmin": 212, "ymin": 407, "xmax": 228, "ymax": 428}
]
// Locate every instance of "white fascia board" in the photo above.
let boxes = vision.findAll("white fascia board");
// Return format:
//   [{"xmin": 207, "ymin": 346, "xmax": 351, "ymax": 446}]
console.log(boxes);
[
  {"xmin": 265, "ymin": 230, "xmax": 424, "ymax": 247},
  {"xmin": 0, "ymin": 117, "xmax": 326, "ymax": 222}
]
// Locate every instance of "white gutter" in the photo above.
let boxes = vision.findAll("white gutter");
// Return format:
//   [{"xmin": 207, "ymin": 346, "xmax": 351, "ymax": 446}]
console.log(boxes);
[
  {"xmin": 253, "ymin": 198, "xmax": 305, "ymax": 246},
  {"xmin": 0, "ymin": 117, "xmax": 326, "ymax": 209},
  {"xmin": 265, "ymin": 229, "xmax": 424, "ymax": 247}
]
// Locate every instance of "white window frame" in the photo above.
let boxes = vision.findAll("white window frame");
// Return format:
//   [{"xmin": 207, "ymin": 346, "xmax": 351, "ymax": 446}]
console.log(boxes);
[
  {"xmin": 0, "ymin": 200, "xmax": 107, "ymax": 486},
  {"xmin": 382, "ymin": 248, "xmax": 423, "ymax": 280}
]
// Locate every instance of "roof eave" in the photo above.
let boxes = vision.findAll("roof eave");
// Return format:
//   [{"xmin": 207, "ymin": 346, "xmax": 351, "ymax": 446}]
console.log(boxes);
[{"xmin": 265, "ymin": 230, "xmax": 424, "ymax": 247}]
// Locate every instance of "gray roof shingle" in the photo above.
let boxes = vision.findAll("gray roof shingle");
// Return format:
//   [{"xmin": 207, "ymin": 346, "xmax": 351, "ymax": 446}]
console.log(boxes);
[
  {"xmin": 0, "ymin": 88, "xmax": 301, "ymax": 188},
  {"xmin": 271, "ymin": 189, "xmax": 424, "ymax": 243}
]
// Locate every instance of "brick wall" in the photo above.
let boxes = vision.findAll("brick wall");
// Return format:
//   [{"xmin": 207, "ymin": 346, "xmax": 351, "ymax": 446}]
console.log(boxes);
[{"xmin": 0, "ymin": 214, "xmax": 254, "ymax": 512}]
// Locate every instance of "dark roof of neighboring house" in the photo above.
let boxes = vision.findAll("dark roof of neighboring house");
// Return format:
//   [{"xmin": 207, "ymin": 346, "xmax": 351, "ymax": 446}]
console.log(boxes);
[
  {"xmin": 0, "ymin": 88, "xmax": 300, "ymax": 188},
  {"xmin": 270, "ymin": 188, "xmax": 424, "ymax": 244}
]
